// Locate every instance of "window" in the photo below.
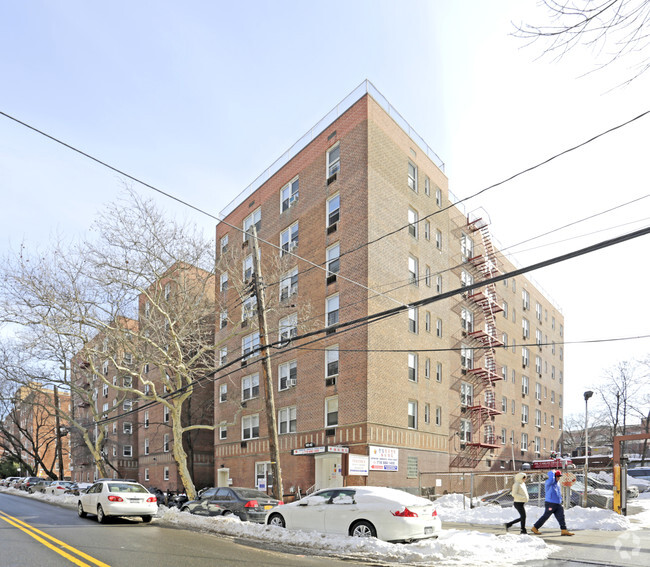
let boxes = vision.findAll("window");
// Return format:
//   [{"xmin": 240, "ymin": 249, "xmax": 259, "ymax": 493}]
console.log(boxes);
[
  {"xmin": 123, "ymin": 400, "xmax": 132, "ymax": 411},
  {"xmin": 436, "ymin": 362, "xmax": 443, "ymax": 382},
  {"xmin": 327, "ymin": 194, "xmax": 340, "ymax": 227},
  {"xmin": 535, "ymin": 355, "xmax": 542, "ymax": 375},
  {"xmin": 501, "ymin": 428, "xmax": 507, "ymax": 445},
  {"xmin": 408, "ymin": 353, "xmax": 418, "ymax": 382},
  {"xmin": 408, "ymin": 208, "xmax": 418, "ymax": 238},
  {"xmin": 461, "ymin": 308, "xmax": 474, "ymax": 332},
  {"xmin": 522, "ymin": 347, "xmax": 530, "ymax": 368},
  {"xmin": 522, "ymin": 289, "xmax": 530, "ymax": 310},
  {"xmin": 435, "ymin": 186, "xmax": 442, "ymax": 207},
  {"xmin": 461, "ymin": 233, "xmax": 474, "ymax": 259},
  {"xmin": 281, "ymin": 177, "xmax": 299, "ymax": 211},
  {"xmin": 460, "ymin": 419, "xmax": 472, "ymax": 443},
  {"xmin": 163, "ymin": 434, "xmax": 170, "ymax": 452},
  {"xmin": 536, "ymin": 328, "xmax": 542, "ymax": 347},
  {"xmin": 278, "ymin": 406, "xmax": 297, "ymax": 434},
  {"xmin": 280, "ymin": 223, "xmax": 299, "ymax": 255},
  {"xmin": 279, "ymin": 360, "xmax": 297, "ymax": 390},
  {"xmin": 279, "ymin": 267, "xmax": 298, "ymax": 301},
  {"xmin": 435, "ymin": 229, "xmax": 442, "ymax": 250},
  {"xmin": 551, "ymin": 390, "xmax": 555, "ymax": 404},
  {"xmin": 559, "ymin": 394, "xmax": 563, "ymax": 408},
  {"xmin": 112, "ymin": 422, "xmax": 117, "ymax": 434},
  {"xmin": 242, "ymin": 332, "xmax": 260, "ymax": 360},
  {"xmin": 424, "ymin": 403, "xmax": 431, "ymax": 424},
  {"xmin": 326, "ymin": 346, "xmax": 339, "ymax": 378},
  {"xmin": 522, "ymin": 318, "xmax": 530, "ymax": 339},
  {"xmin": 279, "ymin": 313, "xmax": 298, "ymax": 341},
  {"xmin": 163, "ymin": 406, "xmax": 170, "ymax": 423},
  {"xmin": 436, "ymin": 318, "xmax": 443, "ymax": 337},
  {"xmin": 326, "ymin": 244, "xmax": 340, "ymax": 276},
  {"xmin": 408, "ymin": 162, "xmax": 417, "ymax": 191},
  {"xmin": 164, "ymin": 282, "xmax": 171, "ymax": 300},
  {"xmin": 461, "ymin": 345, "xmax": 473, "ymax": 369},
  {"xmin": 103, "ymin": 383, "xmax": 108, "ymax": 397},
  {"xmin": 535, "ymin": 302, "xmax": 542, "ymax": 321},
  {"xmin": 325, "ymin": 397, "xmax": 338, "ymax": 427},
  {"xmin": 502, "ymin": 301, "xmax": 509, "ymax": 319},
  {"xmin": 502, "ymin": 396, "xmax": 507, "ymax": 413},
  {"xmin": 242, "ymin": 373, "xmax": 260, "ymax": 401},
  {"xmin": 103, "ymin": 360, "xmax": 109, "ymax": 375},
  {"xmin": 243, "ymin": 254, "xmax": 253, "ymax": 281},
  {"xmin": 219, "ymin": 425, "xmax": 227, "ymax": 440},
  {"xmin": 220, "ymin": 234, "xmax": 228, "ymax": 254},
  {"xmin": 423, "ymin": 357, "xmax": 430, "ymax": 380},
  {"xmin": 408, "ymin": 256, "xmax": 419, "ymax": 285},
  {"xmin": 521, "ymin": 404, "xmax": 529, "ymax": 424},
  {"xmin": 123, "ymin": 445, "xmax": 132, "ymax": 457},
  {"xmin": 112, "ymin": 446, "xmax": 117, "ymax": 457},
  {"xmin": 460, "ymin": 382, "xmax": 474, "ymax": 406},
  {"xmin": 326, "ymin": 294, "xmax": 339, "ymax": 327},
  {"xmin": 144, "ymin": 410, "xmax": 149, "ymax": 428},
  {"xmin": 243, "ymin": 208, "xmax": 261, "ymax": 238},
  {"xmin": 144, "ymin": 301, "xmax": 150, "ymax": 317},
  {"xmin": 425, "ymin": 311, "xmax": 431, "ymax": 332},
  {"xmin": 242, "ymin": 414, "xmax": 260, "ymax": 440},
  {"xmin": 220, "ymin": 310, "xmax": 228, "ymax": 329},
  {"xmin": 144, "ymin": 468, "xmax": 149, "ymax": 482},
  {"xmin": 435, "ymin": 406, "xmax": 442, "ymax": 426},
  {"xmin": 242, "ymin": 297, "xmax": 257, "ymax": 322},
  {"xmin": 551, "ymin": 415, "xmax": 555, "ymax": 428},
  {"xmin": 522, "ymin": 375, "xmax": 529, "ymax": 395},
  {"xmin": 461, "ymin": 269, "xmax": 473, "ymax": 288},
  {"xmin": 535, "ymin": 382, "xmax": 542, "ymax": 401},
  {"xmin": 219, "ymin": 347, "xmax": 227, "ymax": 366},
  {"xmin": 122, "ymin": 422, "xmax": 132, "ymax": 435},
  {"xmin": 407, "ymin": 401, "xmax": 418, "ymax": 429},
  {"xmin": 219, "ymin": 383, "xmax": 227, "ymax": 403},
  {"xmin": 535, "ymin": 409, "xmax": 542, "ymax": 428},
  {"xmin": 534, "ymin": 436, "xmax": 541, "ymax": 454},
  {"xmin": 327, "ymin": 144, "xmax": 340, "ymax": 178},
  {"xmin": 424, "ymin": 176, "xmax": 430, "ymax": 196},
  {"xmin": 144, "ymin": 438, "xmax": 149, "ymax": 455},
  {"xmin": 220, "ymin": 272, "xmax": 228, "ymax": 292},
  {"xmin": 408, "ymin": 307, "xmax": 418, "ymax": 333},
  {"xmin": 425, "ymin": 266, "xmax": 431, "ymax": 287},
  {"xmin": 436, "ymin": 275, "xmax": 443, "ymax": 293},
  {"xmin": 521, "ymin": 433, "xmax": 529, "ymax": 451},
  {"xmin": 163, "ymin": 467, "xmax": 169, "ymax": 481},
  {"xmin": 424, "ymin": 221, "xmax": 430, "ymax": 240}
]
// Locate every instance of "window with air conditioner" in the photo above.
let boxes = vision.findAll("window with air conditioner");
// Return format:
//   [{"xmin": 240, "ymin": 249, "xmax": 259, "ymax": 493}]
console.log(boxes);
[
  {"xmin": 280, "ymin": 223, "xmax": 299, "ymax": 256},
  {"xmin": 243, "ymin": 208, "xmax": 262, "ymax": 239},
  {"xmin": 281, "ymin": 177, "xmax": 299, "ymax": 212},
  {"xmin": 522, "ymin": 375, "xmax": 529, "ymax": 395},
  {"xmin": 279, "ymin": 267, "xmax": 298, "ymax": 301},
  {"xmin": 123, "ymin": 422, "xmax": 132, "ymax": 434},
  {"xmin": 408, "ymin": 208, "xmax": 418, "ymax": 238},
  {"xmin": 327, "ymin": 144, "xmax": 340, "ymax": 179},
  {"xmin": 279, "ymin": 360, "xmax": 297, "ymax": 391},
  {"xmin": 326, "ymin": 346, "xmax": 339, "ymax": 380},
  {"xmin": 327, "ymin": 194, "xmax": 340, "ymax": 229},
  {"xmin": 326, "ymin": 294, "xmax": 339, "ymax": 327},
  {"xmin": 522, "ymin": 289, "xmax": 530, "ymax": 310}
]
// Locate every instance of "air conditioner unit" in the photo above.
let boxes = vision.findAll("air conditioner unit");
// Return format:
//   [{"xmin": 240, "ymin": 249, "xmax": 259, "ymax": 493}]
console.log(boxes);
[
  {"xmin": 325, "ymin": 428, "xmax": 336, "ymax": 437},
  {"xmin": 327, "ymin": 222, "xmax": 338, "ymax": 235},
  {"xmin": 326, "ymin": 274, "xmax": 337, "ymax": 285},
  {"xmin": 325, "ymin": 376, "xmax": 337, "ymax": 387},
  {"xmin": 288, "ymin": 377, "xmax": 297, "ymax": 387},
  {"xmin": 327, "ymin": 173, "xmax": 337, "ymax": 185},
  {"xmin": 241, "ymin": 319, "xmax": 248, "ymax": 328},
  {"xmin": 240, "ymin": 441, "xmax": 247, "ymax": 448},
  {"xmin": 288, "ymin": 194, "xmax": 298, "ymax": 206}
]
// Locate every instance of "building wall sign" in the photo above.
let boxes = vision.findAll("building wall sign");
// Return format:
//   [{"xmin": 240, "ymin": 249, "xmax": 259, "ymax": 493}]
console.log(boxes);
[
  {"xmin": 292, "ymin": 446, "xmax": 326, "ymax": 455},
  {"xmin": 369, "ymin": 446, "xmax": 399, "ymax": 471},
  {"xmin": 348, "ymin": 454, "xmax": 369, "ymax": 476}
]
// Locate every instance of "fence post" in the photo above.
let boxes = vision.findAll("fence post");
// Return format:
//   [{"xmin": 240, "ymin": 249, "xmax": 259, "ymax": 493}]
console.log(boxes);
[{"xmin": 470, "ymin": 473, "xmax": 474, "ymax": 509}]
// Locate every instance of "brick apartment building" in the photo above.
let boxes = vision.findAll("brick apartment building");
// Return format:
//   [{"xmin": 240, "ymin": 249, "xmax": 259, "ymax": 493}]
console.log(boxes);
[{"xmin": 213, "ymin": 81, "xmax": 565, "ymax": 496}]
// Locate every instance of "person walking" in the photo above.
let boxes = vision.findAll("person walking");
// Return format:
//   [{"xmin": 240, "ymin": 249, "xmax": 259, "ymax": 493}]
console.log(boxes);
[
  {"xmin": 531, "ymin": 470, "xmax": 574, "ymax": 536},
  {"xmin": 505, "ymin": 472, "xmax": 529, "ymax": 534}
]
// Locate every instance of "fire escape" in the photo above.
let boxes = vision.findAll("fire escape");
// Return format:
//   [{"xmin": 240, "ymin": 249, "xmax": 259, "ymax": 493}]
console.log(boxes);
[{"xmin": 450, "ymin": 211, "xmax": 504, "ymax": 468}]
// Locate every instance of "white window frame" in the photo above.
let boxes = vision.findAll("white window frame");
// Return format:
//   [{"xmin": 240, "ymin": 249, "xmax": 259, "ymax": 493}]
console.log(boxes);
[
  {"xmin": 279, "ymin": 360, "xmax": 297, "ymax": 391},
  {"xmin": 408, "ymin": 400, "xmax": 418, "ymax": 429},
  {"xmin": 219, "ymin": 383, "xmax": 227, "ymax": 403},
  {"xmin": 326, "ymin": 346, "xmax": 339, "ymax": 378},
  {"xmin": 144, "ymin": 438, "xmax": 149, "ymax": 455},
  {"xmin": 408, "ymin": 353, "xmax": 418, "ymax": 382},
  {"xmin": 278, "ymin": 406, "xmax": 297, "ymax": 435},
  {"xmin": 408, "ymin": 208, "xmax": 418, "ymax": 238},
  {"xmin": 460, "ymin": 419, "xmax": 472, "ymax": 443},
  {"xmin": 163, "ymin": 434, "xmax": 170, "ymax": 452},
  {"xmin": 327, "ymin": 143, "xmax": 340, "ymax": 178},
  {"xmin": 279, "ymin": 267, "xmax": 298, "ymax": 301},
  {"xmin": 219, "ymin": 424, "xmax": 227, "ymax": 440},
  {"xmin": 407, "ymin": 161, "xmax": 417, "ymax": 192},
  {"xmin": 326, "ymin": 294, "xmax": 339, "ymax": 327},
  {"xmin": 279, "ymin": 313, "xmax": 298, "ymax": 341},
  {"xmin": 242, "ymin": 414, "xmax": 260, "ymax": 440},
  {"xmin": 123, "ymin": 445, "xmax": 133, "ymax": 458},
  {"xmin": 242, "ymin": 332, "xmax": 260, "ymax": 360},
  {"xmin": 242, "ymin": 373, "xmax": 260, "ymax": 401},
  {"xmin": 220, "ymin": 272, "xmax": 228, "ymax": 292},
  {"xmin": 327, "ymin": 193, "xmax": 340, "ymax": 227},
  {"xmin": 280, "ymin": 177, "xmax": 299, "ymax": 212},
  {"xmin": 326, "ymin": 243, "xmax": 340, "ymax": 276},
  {"xmin": 280, "ymin": 223, "xmax": 299, "ymax": 256},
  {"xmin": 408, "ymin": 256, "xmax": 419, "ymax": 285},
  {"xmin": 460, "ymin": 382, "xmax": 474, "ymax": 406},
  {"xmin": 220, "ymin": 234, "xmax": 228, "ymax": 254},
  {"xmin": 408, "ymin": 307, "xmax": 418, "ymax": 333},
  {"xmin": 243, "ymin": 208, "xmax": 261, "ymax": 239},
  {"xmin": 325, "ymin": 396, "xmax": 338, "ymax": 427}
]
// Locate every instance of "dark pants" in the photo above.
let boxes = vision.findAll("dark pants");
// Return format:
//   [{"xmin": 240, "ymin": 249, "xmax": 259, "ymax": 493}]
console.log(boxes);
[
  {"xmin": 534, "ymin": 501, "xmax": 567, "ymax": 530},
  {"xmin": 506, "ymin": 502, "xmax": 527, "ymax": 531}
]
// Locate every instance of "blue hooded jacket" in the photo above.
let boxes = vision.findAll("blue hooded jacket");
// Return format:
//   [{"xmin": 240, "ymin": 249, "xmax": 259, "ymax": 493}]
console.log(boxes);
[{"xmin": 544, "ymin": 470, "xmax": 562, "ymax": 504}]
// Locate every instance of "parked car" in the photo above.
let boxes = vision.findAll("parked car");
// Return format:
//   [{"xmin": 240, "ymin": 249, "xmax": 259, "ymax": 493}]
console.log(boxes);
[
  {"xmin": 44, "ymin": 481, "xmax": 74, "ymax": 495},
  {"xmin": 65, "ymin": 482, "xmax": 93, "ymax": 495},
  {"xmin": 265, "ymin": 486, "xmax": 441, "ymax": 542},
  {"xmin": 78, "ymin": 480, "xmax": 158, "ymax": 524},
  {"xmin": 575, "ymin": 474, "xmax": 638, "ymax": 499},
  {"xmin": 20, "ymin": 477, "xmax": 42, "ymax": 492},
  {"xmin": 1, "ymin": 477, "xmax": 20, "ymax": 487},
  {"xmin": 182, "ymin": 487, "xmax": 281, "ymax": 522},
  {"xmin": 28, "ymin": 479, "xmax": 52, "ymax": 494},
  {"xmin": 9, "ymin": 477, "xmax": 26, "ymax": 489},
  {"xmin": 628, "ymin": 467, "xmax": 650, "ymax": 481}
]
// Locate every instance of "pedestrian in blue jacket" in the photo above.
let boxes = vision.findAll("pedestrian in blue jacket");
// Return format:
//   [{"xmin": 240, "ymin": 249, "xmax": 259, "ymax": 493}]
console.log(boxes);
[{"xmin": 531, "ymin": 470, "xmax": 574, "ymax": 536}]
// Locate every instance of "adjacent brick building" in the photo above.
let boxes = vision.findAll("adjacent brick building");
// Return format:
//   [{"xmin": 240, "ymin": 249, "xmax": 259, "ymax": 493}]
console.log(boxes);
[{"xmin": 213, "ymin": 82, "xmax": 565, "ymax": 496}]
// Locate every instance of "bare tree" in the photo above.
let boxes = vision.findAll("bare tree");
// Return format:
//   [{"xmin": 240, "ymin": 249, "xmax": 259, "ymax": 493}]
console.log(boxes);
[{"xmin": 515, "ymin": 0, "xmax": 650, "ymax": 84}]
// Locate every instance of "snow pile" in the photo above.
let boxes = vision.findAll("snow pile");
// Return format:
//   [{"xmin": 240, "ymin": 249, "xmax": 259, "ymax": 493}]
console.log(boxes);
[{"xmin": 157, "ymin": 506, "xmax": 554, "ymax": 565}]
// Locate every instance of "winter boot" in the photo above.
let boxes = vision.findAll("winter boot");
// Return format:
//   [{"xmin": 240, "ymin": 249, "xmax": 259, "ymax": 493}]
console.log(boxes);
[
  {"xmin": 531, "ymin": 527, "xmax": 541, "ymax": 535},
  {"xmin": 520, "ymin": 529, "xmax": 528, "ymax": 534},
  {"xmin": 561, "ymin": 529, "xmax": 574, "ymax": 536},
  {"xmin": 504, "ymin": 523, "xmax": 510, "ymax": 532}
]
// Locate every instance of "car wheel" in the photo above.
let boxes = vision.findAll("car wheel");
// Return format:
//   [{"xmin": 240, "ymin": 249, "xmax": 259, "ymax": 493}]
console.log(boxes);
[
  {"xmin": 97, "ymin": 505, "xmax": 108, "ymax": 524},
  {"xmin": 267, "ymin": 513, "xmax": 285, "ymax": 528},
  {"xmin": 141, "ymin": 515, "xmax": 152, "ymax": 523},
  {"xmin": 350, "ymin": 520, "xmax": 377, "ymax": 538},
  {"xmin": 77, "ymin": 502, "xmax": 87, "ymax": 518},
  {"xmin": 180, "ymin": 506, "xmax": 190, "ymax": 513},
  {"xmin": 221, "ymin": 510, "xmax": 232, "ymax": 517}
]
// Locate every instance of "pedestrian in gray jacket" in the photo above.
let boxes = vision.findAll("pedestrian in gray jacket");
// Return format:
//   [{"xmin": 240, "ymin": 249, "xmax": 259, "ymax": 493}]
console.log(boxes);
[{"xmin": 505, "ymin": 472, "xmax": 529, "ymax": 534}]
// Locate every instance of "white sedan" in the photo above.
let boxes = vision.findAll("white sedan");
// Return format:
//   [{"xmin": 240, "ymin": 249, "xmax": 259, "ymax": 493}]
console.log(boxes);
[
  {"xmin": 44, "ymin": 481, "xmax": 74, "ymax": 495},
  {"xmin": 265, "ymin": 486, "xmax": 441, "ymax": 542},
  {"xmin": 78, "ymin": 481, "xmax": 158, "ymax": 523}
]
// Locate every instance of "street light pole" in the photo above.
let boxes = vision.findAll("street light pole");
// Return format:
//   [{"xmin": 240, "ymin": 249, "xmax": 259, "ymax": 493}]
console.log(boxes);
[{"xmin": 583, "ymin": 390, "xmax": 593, "ymax": 507}]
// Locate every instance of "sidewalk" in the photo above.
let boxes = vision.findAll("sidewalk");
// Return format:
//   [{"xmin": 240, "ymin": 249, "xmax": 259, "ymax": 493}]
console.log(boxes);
[{"xmin": 444, "ymin": 520, "xmax": 650, "ymax": 566}]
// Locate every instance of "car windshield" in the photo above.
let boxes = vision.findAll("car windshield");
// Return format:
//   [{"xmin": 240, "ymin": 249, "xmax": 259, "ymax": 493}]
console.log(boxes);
[{"xmin": 108, "ymin": 483, "xmax": 148, "ymax": 493}]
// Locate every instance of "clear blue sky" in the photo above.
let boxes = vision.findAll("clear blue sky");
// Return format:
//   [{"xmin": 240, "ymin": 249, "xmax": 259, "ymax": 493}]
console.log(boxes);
[{"xmin": 1, "ymin": 0, "xmax": 649, "ymax": 419}]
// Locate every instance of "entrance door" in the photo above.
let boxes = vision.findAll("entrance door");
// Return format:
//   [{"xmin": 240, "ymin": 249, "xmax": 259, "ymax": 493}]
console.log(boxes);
[
  {"xmin": 217, "ymin": 468, "xmax": 229, "ymax": 487},
  {"xmin": 314, "ymin": 454, "xmax": 343, "ymax": 490}
]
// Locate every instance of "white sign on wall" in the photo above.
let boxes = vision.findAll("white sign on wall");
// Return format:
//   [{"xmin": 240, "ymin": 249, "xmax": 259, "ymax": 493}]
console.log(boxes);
[
  {"xmin": 369, "ymin": 446, "xmax": 399, "ymax": 471},
  {"xmin": 348, "ymin": 454, "xmax": 369, "ymax": 476}
]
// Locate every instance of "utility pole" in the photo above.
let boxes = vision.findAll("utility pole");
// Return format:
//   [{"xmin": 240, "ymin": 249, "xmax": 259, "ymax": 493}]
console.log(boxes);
[
  {"xmin": 53, "ymin": 385, "xmax": 64, "ymax": 480},
  {"xmin": 250, "ymin": 228, "xmax": 283, "ymax": 500}
]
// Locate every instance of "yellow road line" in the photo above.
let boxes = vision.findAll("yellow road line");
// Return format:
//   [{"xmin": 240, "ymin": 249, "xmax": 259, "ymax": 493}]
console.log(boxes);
[{"xmin": 0, "ymin": 510, "xmax": 111, "ymax": 567}]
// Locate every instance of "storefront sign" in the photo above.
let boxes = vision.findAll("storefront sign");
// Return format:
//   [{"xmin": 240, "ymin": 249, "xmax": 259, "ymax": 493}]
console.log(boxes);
[
  {"xmin": 292, "ymin": 446, "xmax": 326, "ymax": 455},
  {"xmin": 327, "ymin": 446, "xmax": 349, "ymax": 454},
  {"xmin": 369, "ymin": 446, "xmax": 399, "ymax": 471},
  {"xmin": 348, "ymin": 454, "xmax": 369, "ymax": 476}
]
